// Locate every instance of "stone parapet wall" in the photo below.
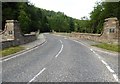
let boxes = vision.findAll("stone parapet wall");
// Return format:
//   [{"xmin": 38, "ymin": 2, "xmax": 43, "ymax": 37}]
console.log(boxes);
[
  {"xmin": 70, "ymin": 17, "xmax": 119, "ymax": 44},
  {"xmin": 1, "ymin": 40, "xmax": 15, "ymax": 49},
  {"xmin": 23, "ymin": 34, "xmax": 37, "ymax": 44},
  {"xmin": 71, "ymin": 32, "xmax": 118, "ymax": 44},
  {"xmin": 1, "ymin": 34, "xmax": 37, "ymax": 50},
  {"xmin": 0, "ymin": 20, "xmax": 38, "ymax": 50}
]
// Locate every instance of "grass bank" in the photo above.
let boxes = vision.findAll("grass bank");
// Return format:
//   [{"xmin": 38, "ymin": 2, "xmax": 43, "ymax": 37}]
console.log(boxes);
[
  {"xmin": 0, "ymin": 46, "xmax": 25, "ymax": 57},
  {"xmin": 93, "ymin": 43, "xmax": 120, "ymax": 52}
]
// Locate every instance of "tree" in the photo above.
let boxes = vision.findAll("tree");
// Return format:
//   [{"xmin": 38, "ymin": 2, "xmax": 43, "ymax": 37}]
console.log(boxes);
[
  {"xmin": 69, "ymin": 18, "xmax": 75, "ymax": 32},
  {"xmin": 18, "ymin": 3, "xmax": 31, "ymax": 33}
]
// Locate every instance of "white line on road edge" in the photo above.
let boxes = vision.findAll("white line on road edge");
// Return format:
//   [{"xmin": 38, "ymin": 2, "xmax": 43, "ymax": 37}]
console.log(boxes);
[
  {"xmin": 92, "ymin": 51, "xmax": 96, "ymax": 54},
  {"xmin": 2, "ymin": 41, "xmax": 47, "ymax": 62},
  {"xmin": 92, "ymin": 48, "xmax": 117, "ymax": 56},
  {"xmin": 64, "ymin": 37, "xmax": 67, "ymax": 39},
  {"xmin": 90, "ymin": 48, "xmax": 117, "ymax": 79},
  {"xmin": 72, "ymin": 39, "xmax": 119, "ymax": 82},
  {"xmin": 101, "ymin": 60, "xmax": 108, "ymax": 66},
  {"xmin": 73, "ymin": 40, "xmax": 88, "ymax": 48},
  {"xmin": 2, "ymin": 47, "xmax": 39, "ymax": 62},
  {"xmin": 55, "ymin": 40, "xmax": 64, "ymax": 58},
  {"xmin": 113, "ymin": 74, "xmax": 119, "ymax": 82},
  {"xmin": 106, "ymin": 65, "xmax": 115, "ymax": 73},
  {"xmin": 90, "ymin": 48, "xmax": 93, "ymax": 52},
  {"xmin": 60, "ymin": 40, "xmax": 63, "ymax": 44},
  {"xmin": 28, "ymin": 68, "xmax": 46, "ymax": 83},
  {"xmin": 98, "ymin": 56, "xmax": 101, "ymax": 59},
  {"xmin": 90, "ymin": 48, "xmax": 97, "ymax": 54},
  {"xmin": 101, "ymin": 59, "xmax": 119, "ymax": 81}
]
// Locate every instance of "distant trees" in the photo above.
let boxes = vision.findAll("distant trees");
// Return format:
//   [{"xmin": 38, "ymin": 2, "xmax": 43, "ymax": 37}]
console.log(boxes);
[
  {"xmin": 43, "ymin": 10, "xmax": 74, "ymax": 32},
  {"xmin": 2, "ymin": 1, "xmax": 120, "ymax": 34},
  {"xmin": 74, "ymin": 1, "xmax": 120, "ymax": 34}
]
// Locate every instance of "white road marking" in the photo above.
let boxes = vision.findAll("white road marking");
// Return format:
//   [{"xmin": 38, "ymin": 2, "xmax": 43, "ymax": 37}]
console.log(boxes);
[
  {"xmin": 90, "ymin": 49, "xmax": 93, "ymax": 51},
  {"xmin": 95, "ymin": 53, "xmax": 99, "ymax": 56},
  {"xmin": 101, "ymin": 60, "xmax": 108, "ymax": 66},
  {"xmin": 3, "ymin": 47, "xmax": 39, "ymax": 62},
  {"xmin": 28, "ymin": 68, "xmax": 46, "ymax": 83},
  {"xmin": 72, "ymin": 39, "xmax": 118, "ymax": 82},
  {"xmin": 64, "ymin": 37, "xmax": 67, "ymax": 39},
  {"xmin": 106, "ymin": 65, "xmax": 115, "ymax": 73},
  {"xmin": 2, "ymin": 41, "xmax": 47, "ymax": 62},
  {"xmin": 55, "ymin": 40, "xmax": 64, "ymax": 58},
  {"xmin": 92, "ymin": 51, "xmax": 96, "ymax": 54},
  {"xmin": 90, "ymin": 48, "xmax": 116, "ymax": 76},
  {"xmin": 113, "ymin": 74, "xmax": 119, "ymax": 82},
  {"xmin": 73, "ymin": 40, "xmax": 88, "ymax": 48},
  {"xmin": 93, "ymin": 48, "xmax": 117, "ymax": 56},
  {"xmin": 60, "ymin": 40, "xmax": 63, "ymax": 44},
  {"xmin": 55, "ymin": 44, "xmax": 63, "ymax": 58},
  {"xmin": 98, "ymin": 56, "xmax": 101, "ymax": 59}
]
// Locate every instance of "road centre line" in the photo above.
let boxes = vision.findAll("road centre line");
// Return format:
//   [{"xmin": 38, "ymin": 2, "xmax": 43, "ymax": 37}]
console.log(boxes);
[
  {"xmin": 28, "ymin": 40, "xmax": 64, "ymax": 83},
  {"xmin": 55, "ymin": 40, "xmax": 64, "ymax": 58},
  {"xmin": 28, "ymin": 68, "xmax": 46, "ymax": 83}
]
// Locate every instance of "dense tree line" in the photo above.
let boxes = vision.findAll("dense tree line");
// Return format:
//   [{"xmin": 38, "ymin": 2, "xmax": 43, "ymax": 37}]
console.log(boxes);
[
  {"xmin": 2, "ymin": 2, "xmax": 75, "ymax": 33},
  {"xmin": 2, "ymin": 2, "xmax": 50, "ymax": 33},
  {"xmin": 2, "ymin": 1, "xmax": 120, "ymax": 34}
]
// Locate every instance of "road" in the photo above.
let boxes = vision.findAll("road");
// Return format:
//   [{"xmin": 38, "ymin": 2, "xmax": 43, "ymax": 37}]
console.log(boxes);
[{"xmin": 2, "ymin": 33, "xmax": 119, "ymax": 83}]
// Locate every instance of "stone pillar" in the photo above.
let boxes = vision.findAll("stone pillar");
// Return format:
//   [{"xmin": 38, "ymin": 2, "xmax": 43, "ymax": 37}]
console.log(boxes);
[
  {"xmin": 3, "ymin": 20, "xmax": 15, "ymax": 41},
  {"xmin": 101, "ymin": 18, "xmax": 119, "ymax": 42},
  {"xmin": 2, "ymin": 20, "xmax": 24, "ymax": 44}
]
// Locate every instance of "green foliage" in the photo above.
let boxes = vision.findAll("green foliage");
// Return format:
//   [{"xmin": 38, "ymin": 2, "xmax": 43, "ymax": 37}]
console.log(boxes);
[
  {"xmin": 2, "ymin": 2, "xmax": 120, "ymax": 34},
  {"xmin": 0, "ymin": 46, "xmax": 24, "ymax": 57},
  {"xmin": 43, "ymin": 10, "xmax": 72, "ymax": 32},
  {"xmin": 69, "ymin": 18, "xmax": 75, "ymax": 32},
  {"xmin": 93, "ymin": 43, "xmax": 120, "ymax": 52},
  {"xmin": 89, "ymin": 2, "xmax": 120, "ymax": 34},
  {"xmin": 2, "ymin": 2, "xmax": 51, "ymax": 33},
  {"xmin": 2, "ymin": 2, "xmax": 19, "ymax": 29},
  {"xmin": 18, "ymin": 3, "xmax": 31, "ymax": 33}
]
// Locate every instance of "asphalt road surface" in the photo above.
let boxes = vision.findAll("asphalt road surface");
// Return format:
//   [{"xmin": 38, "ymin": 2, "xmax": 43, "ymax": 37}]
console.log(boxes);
[{"xmin": 2, "ymin": 33, "xmax": 119, "ymax": 83}]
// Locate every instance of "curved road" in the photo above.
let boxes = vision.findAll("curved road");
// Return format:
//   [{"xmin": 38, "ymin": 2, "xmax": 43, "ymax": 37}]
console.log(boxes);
[{"xmin": 2, "ymin": 33, "xmax": 118, "ymax": 83}]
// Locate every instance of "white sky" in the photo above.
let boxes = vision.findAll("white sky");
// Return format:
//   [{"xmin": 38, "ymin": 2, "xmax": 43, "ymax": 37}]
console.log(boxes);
[{"xmin": 29, "ymin": 0, "xmax": 101, "ymax": 19}]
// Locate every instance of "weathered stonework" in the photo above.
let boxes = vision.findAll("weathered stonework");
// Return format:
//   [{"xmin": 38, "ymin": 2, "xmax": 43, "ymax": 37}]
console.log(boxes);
[
  {"xmin": 0, "ymin": 20, "xmax": 39, "ymax": 50},
  {"xmin": 71, "ymin": 17, "xmax": 120, "ymax": 44},
  {"xmin": 101, "ymin": 17, "xmax": 119, "ymax": 40}
]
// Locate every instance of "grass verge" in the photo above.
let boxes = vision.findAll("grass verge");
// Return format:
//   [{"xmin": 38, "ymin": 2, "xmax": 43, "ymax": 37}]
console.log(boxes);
[
  {"xmin": 0, "ymin": 46, "xmax": 25, "ymax": 57},
  {"xmin": 92, "ymin": 43, "xmax": 120, "ymax": 52}
]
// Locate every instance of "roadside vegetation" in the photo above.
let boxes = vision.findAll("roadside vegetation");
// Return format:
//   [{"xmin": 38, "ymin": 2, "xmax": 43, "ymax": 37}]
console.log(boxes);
[
  {"xmin": 2, "ymin": 1, "xmax": 120, "ymax": 55},
  {"xmin": 2, "ymin": 1, "xmax": 120, "ymax": 34},
  {"xmin": 93, "ymin": 43, "xmax": 120, "ymax": 52},
  {"xmin": 0, "ymin": 46, "xmax": 25, "ymax": 57}
]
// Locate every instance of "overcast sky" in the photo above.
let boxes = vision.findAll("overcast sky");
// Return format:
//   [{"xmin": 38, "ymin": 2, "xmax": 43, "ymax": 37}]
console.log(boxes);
[{"xmin": 29, "ymin": 0, "xmax": 101, "ymax": 19}]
